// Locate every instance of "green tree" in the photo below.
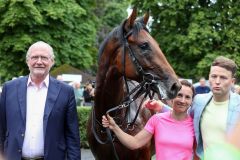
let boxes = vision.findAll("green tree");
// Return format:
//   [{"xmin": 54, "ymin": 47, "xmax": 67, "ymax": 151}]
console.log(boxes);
[
  {"xmin": 86, "ymin": 0, "xmax": 129, "ymax": 74},
  {"xmin": 0, "ymin": 0, "xmax": 97, "ymax": 82},
  {"xmin": 0, "ymin": 0, "xmax": 130, "ymax": 82},
  {"xmin": 131, "ymin": 0, "xmax": 240, "ymax": 82},
  {"xmin": 94, "ymin": 0, "xmax": 129, "ymax": 46}
]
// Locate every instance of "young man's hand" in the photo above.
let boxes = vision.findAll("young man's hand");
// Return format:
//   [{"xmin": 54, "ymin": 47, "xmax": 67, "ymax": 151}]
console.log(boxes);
[{"xmin": 144, "ymin": 99, "xmax": 164, "ymax": 112}]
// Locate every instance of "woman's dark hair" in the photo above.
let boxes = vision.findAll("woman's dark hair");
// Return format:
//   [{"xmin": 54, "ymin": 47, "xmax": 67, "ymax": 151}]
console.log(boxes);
[{"xmin": 180, "ymin": 80, "xmax": 195, "ymax": 98}]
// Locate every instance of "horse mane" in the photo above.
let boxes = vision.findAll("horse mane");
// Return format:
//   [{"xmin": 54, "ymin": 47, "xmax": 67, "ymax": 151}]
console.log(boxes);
[{"xmin": 97, "ymin": 17, "xmax": 149, "ymax": 63}]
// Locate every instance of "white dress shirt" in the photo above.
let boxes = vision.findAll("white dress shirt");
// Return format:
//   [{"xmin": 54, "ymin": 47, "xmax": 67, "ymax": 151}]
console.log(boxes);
[{"xmin": 22, "ymin": 75, "xmax": 49, "ymax": 158}]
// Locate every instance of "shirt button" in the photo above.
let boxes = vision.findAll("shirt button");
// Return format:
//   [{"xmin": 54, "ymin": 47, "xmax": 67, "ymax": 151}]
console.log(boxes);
[
  {"xmin": 21, "ymin": 133, "xmax": 24, "ymax": 137},
  {"xmin": 18, "ymin": 149, "xmax": 21, "ymax": 153}
]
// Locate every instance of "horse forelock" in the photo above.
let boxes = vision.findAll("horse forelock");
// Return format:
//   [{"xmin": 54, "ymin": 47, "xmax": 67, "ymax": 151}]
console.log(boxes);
[{"xmin": 132, "ymin": 18, "xmax": 149, "ymax": 37}]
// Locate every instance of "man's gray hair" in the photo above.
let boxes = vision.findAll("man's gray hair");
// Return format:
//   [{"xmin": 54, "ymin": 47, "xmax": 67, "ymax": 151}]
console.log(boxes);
[{"xmin": 26, "ymin": 41, "xmax": 55, "ymax": 60}]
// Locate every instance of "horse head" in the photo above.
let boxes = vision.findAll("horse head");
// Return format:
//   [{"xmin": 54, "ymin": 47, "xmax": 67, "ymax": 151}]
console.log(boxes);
[{"xmin": 113, "ymin": 8, "xmax": 181, "ymax": 99}]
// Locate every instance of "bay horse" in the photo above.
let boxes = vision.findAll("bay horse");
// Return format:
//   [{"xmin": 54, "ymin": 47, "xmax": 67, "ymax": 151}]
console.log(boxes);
[{"xmin": 87, "ymin": 8, "xmax": 181, "ymax": 160}]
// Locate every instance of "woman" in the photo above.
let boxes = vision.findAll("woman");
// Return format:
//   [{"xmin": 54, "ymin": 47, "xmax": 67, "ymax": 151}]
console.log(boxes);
[{"xmin": 102, "ymin": 80, "xmax": 196, "ymax": 160}]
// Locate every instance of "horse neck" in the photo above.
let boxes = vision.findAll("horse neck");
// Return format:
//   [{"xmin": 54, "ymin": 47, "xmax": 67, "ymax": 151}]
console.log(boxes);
[
  {"xmin": 94, "ymin": 39, "xmax": 125, "ymax": 119},
  {"xmin": 94, "ymin": 72, "xmax": 125, "ymax": 119}
]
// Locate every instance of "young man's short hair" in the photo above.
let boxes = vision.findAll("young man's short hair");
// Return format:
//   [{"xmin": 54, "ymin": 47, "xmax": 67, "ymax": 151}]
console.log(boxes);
[{"xmin": 211, "ymin": 56, "xmax": 238, "ymax": 77}]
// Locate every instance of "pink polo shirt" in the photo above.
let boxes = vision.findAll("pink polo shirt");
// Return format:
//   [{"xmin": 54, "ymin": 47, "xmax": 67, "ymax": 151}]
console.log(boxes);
[{"xmin": 144, "ymin": 111, "xmax": 194, "ymax": 160}]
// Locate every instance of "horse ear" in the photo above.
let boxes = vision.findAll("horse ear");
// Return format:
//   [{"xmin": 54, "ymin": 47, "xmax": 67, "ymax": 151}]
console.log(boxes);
[
  {"xmin": 143, "ymin": 10, "xmax": 149, "ymax": 25},
  {"xmin": 126, "ymin": 7, "xmax": 137, "ymax": 29}
]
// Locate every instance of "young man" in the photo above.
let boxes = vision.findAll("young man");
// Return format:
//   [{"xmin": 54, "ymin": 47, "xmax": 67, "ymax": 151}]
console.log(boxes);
[
  {"xmin": 0, "ymin": 41, "xmax": 81, "ymax": 160},
  {"xmin": 190, "ymin": 56, "xmax": 240, "ymax": 159}
]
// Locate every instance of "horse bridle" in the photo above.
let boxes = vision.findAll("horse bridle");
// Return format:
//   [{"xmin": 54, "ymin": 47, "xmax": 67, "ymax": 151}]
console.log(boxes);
[
  {"xmin": 92, "ymin": 25, "xmax": 161, "ymax": 160},
  {"xmin": 123, "ymin": 28, "xmax": 162, "ymax": 85}
]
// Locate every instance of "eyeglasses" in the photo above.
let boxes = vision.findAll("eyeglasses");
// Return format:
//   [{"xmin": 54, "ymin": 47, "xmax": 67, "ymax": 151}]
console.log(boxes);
[{"xmin": 29, "ymin": 55, "xmax": 50, "ymax": 62}]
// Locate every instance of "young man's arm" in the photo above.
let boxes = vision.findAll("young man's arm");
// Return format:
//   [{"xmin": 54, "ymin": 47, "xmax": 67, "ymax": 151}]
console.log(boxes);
[{"xmin": 144, "ymin": 99, "xmax": 172, "ymax": 112}]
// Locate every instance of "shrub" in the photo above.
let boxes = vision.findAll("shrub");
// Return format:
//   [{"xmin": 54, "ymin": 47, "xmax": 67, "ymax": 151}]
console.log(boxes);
[{"xmin": 77, "ymin": 106, "xmax": 92, "ymax": 148}]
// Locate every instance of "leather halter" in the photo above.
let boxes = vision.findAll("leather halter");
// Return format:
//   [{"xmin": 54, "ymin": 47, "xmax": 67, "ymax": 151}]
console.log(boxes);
[{"xmin": 123, "ymin": 28, "xmax": 161, "ymax": 85}]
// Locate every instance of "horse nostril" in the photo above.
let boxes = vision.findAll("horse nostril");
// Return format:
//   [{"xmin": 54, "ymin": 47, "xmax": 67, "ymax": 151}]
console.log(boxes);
[{"xmin": 170, "ymin": 82, "xmax": 182, "ymax": 98}]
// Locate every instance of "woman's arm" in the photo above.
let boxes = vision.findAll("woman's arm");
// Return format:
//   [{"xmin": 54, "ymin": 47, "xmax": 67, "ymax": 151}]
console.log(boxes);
[{"xmin": 102, "ymin": 114, "xmax": 152, "ymax": 150}]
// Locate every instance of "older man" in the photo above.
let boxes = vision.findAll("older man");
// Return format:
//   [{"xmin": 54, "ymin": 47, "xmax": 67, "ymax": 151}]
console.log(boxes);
[{"xmin": 0, "ymin": 41, "xmax": 81, "ymax": 160}]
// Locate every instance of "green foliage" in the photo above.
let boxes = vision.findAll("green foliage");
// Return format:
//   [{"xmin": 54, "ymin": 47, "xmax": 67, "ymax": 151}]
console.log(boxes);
[
  {"xmin": 0, "ymin": 0, "xmax": 96, "ymax": 82},
  {"xmin": 77, "ymin": 106, "xmax": 91, "ymax": 148},
  {"xmin": 0, "ymin": 0, "xmax": 130, "ymax": 83},
  {"xmin": 131, "ymin": 0, "xmax": 240, "ymax": 82},
  {"xmin": 94, "ymin": 0, "xmax": 129, "ymax": 46}
]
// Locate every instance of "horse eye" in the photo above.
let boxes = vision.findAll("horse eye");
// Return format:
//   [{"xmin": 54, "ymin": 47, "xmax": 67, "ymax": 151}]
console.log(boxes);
[{"xmin": 138, "ymin": 42, "xmax": 149, "ymax": 50}]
